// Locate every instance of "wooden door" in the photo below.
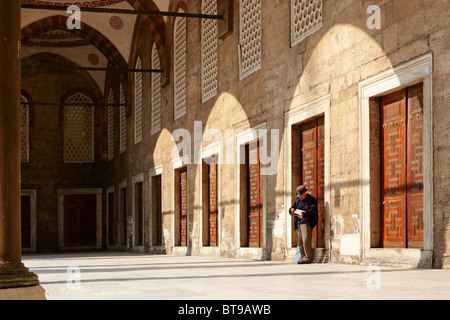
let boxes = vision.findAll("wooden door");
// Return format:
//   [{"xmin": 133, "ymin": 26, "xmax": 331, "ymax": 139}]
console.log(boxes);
[
  {"xmin": 406, "ymin": 84, "xmax": 424, "ymax": 248},
  {"xmin": 316, "ymin": 118, "xmax": 326, "ymax": 248},
  {"xmin": 180, "ymin": 168, "xmax": 188, "ymax": 247},
  {"xmin": 248, "ymin": 141, "xmax": 263, "ymax": 248},
  {"xmin": 381, "ymin": 89, "xmax": 407, "ymax": 248},
  {"xmin": 64, "ymin": 195, "xmax": 81, "ymax": 247},
  {"xmin": 152, "ymin": 175, "xmax": 163, "ymax": 246},
  {"xmin": 108, "ymin": 192, "xmax": 115, "ymax": 246},
  {"xmin": 134, "ymin": 182, "xmax": 143, "ymax": 246},
  {"xmin": 209, "ymin": 161, "xmax": 218, "ymax": 247},
  {"xmin": 300, "ymin": 117, "xmax": 325, "ymax": 248},
  {"xmin": 120, "ymin": 188, "xmax": 127, "ymax": 246},
  {"xmin": 21, "ymin": 196, "xmax": 31, "ymax": 249},
  {"xmin": 64, "ymin": 195, "xmax": 97, "ymax": 247},
  {"xmin": 381, "ymin": 84, "xmax": 424, "ymax": 249},
  {"xmin": 80, "ymin": 195, "xmax": 97, "ymax": 246}
]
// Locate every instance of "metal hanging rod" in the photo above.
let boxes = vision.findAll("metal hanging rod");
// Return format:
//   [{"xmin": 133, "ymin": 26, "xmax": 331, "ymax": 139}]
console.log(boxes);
[
  {"xmin": 21, "ymin": 4, "xmax": 224, "ymax": 20},
  {"xmin": 22, "ymin": 65, "xmax": 164, "ymax": 73},
  {"xmin": 22, "ymin": 102, "xmax": 127, "ymax": 107}
]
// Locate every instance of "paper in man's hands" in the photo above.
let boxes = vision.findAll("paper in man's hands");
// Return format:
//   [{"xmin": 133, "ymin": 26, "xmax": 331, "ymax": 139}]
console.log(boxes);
[{"xmin": 293, "ymin": 209, "xmax": 305, "ymax": 217}]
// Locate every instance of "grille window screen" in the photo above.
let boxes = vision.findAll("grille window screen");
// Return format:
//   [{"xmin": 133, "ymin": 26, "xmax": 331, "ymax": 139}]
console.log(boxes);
[
  {"xmin": 107, "ymin": 90, "xmax": 114, "ymax": 161},
  {"xmin": 64, "ymin": 93, "xmax": 94, "ymax": 163},
  {"xmin": 20, "ymin": 95, "xmax": 29, "ymax": 163},
  {"xmin": 239, "ymin": 0, "xmax": 262, "ymax": 79},
  {"xmin": 291, "ymin": 0, "xmax": 323, "ymax": 47},
  {"xmin": 119, "ymin": 85, "xmax": 127, "ymax": 154},
  {"xmin": 201, "ymin": 0, "xmax": 218, "ymax": 102},
  {"xmin": 174, "ymin": 11, "xmax": 187, "ymax": 120},
  {"xmin": 151, "ymin": 44, "xmax": 162, "ymax": 135},
  {"xmin": 134, "ymin": 57, "xmax": 143, "ymax": 143}
]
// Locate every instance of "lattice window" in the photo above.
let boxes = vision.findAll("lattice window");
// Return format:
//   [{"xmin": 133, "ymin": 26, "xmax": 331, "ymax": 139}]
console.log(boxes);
[
  {"xmin": 151, "ymin": 44, "xmax": 162, "ymax": 135},
  {"xmin": 291, "ymin": 0, "xmax": 323, "ymax": 47},
  {"xmin": 107, "ymin": 89, "xmax": 114, "ymax": 161},
  {"xmin": 134, "ymin": 57, "xmax": 143, "ymax": 143},
  {"xmin": 174, "ymin": 11, "xmax": 187, "ymax": 120},
  {"xmin": 64, "ymin": 92, "xmax": 94, "ymax": 163},
  {"xmin": 239, "ymin": 0, "xmax": 262, "ymax": 79},
  {"xmin": 119, "ymin": 84, "xmax": 127, "ymax": 154},
  {"xmin": 202, "ymin": 0, "xmax": 218, "ymax": 102},
  {"xmin": 20, "ymin": 95, "xmax": 30, "ymax": 163}
]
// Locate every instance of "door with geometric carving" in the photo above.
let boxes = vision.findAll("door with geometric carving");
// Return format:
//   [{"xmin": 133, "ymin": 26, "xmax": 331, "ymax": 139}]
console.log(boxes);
[
  {"xmin": 151, "ymin": 175, "xmax": 163, "ymax": 247},
  {"xmin": 208, "ymin": 160, "xmax": 218, "ymax": 247},
  {"xmin": 64, "ymin": 195, "xmax": 97, "ymax": 247},
  {"xmin": 381, "ymin": 83, "xmax": 424, "ymax": 249},
  {"xmin": 248, "ymin": 140, "xmax": 263, "ymax": 248},
  {"xmin": 21, "ymin": 196, "xmax": 31, "ymax": 249},
  {"xmin": 107, "ymin": 191, "xmax": 115, "ymax": 247},
  {"xmin": 180, "ymin": 168, "xmax": 188, "ymax": 247},
  {"xmin": 299, "ymin": 117, "xmax": 325, "ymax": 249}
]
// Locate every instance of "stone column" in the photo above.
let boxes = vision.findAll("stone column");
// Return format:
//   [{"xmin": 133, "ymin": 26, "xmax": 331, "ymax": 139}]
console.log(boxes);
[{"xmin": 0, "ymin": 0, "xmax": 40, "ymax": 291}]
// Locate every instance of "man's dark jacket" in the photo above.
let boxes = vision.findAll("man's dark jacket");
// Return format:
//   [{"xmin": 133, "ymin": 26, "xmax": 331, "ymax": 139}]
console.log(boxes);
[{"xmin": 290, "ymin": 194, "xmax": 318, "ymax": 230}]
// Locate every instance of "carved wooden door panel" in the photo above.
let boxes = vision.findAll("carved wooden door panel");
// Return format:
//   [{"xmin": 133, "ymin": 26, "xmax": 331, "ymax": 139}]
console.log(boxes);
[
  {"xmin": 300, "ymin": 117, "xmax": 325, "ymax": 249},
  {"xmin": 209, "ymin": 161, "xmax": 218, "ymax": 247},
  {"xmin": 80, "ymin": 195, "xmax": 97, "ymax": 246},
  {"xmin": 64, "ymin": 195, "xmax": 81, "ymax": 247},
  {"xmin": 406, "ymin": 83, "xmax": 424, "ymax": 249},
  {"xmin": 134, "ymin": 182, "xmax": 144, "ymax": 246},
  {"xmin": 316, "ymin": 117, "xmax": 326, "ymax": 248},
  {"xmin": 381, "ymin": 84, "xmax": 424, "ymax": 249},
  {"xmin": 301, "ymin": 123, "xmax": 317, "ymax": 198},
  {"xmin": 108, "ymin": 192, "xmax": 115, "ymax": 246},
  {"xmin": 381, "ymin": 89, "xmax": 408, "ymax": 248},
  {"xmin": 21, "ymin": 196, "xmax": 31, "ymax": 249},
  {"xmin": 154, "ymin": 175, "xmax": 163, "ymax": 246},
  {"xmin": 180, "ymin": 168, "xmax": 188, "ymax": 247},
  {"xmin": 248, "ymin": 141, "xmax": 263, "ymax": 248},
  {"xmin": 64, "ymin": 195, "xmax": 96, "ymax": 247},
  {"xmin": 120, "ymin": 188, "xmax": 127, "ymax": 246}
]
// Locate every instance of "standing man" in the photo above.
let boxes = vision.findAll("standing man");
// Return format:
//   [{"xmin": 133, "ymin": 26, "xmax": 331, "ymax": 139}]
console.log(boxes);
[{"xmin": 289, "ymin": 185, "xmax": 318, "ymax": 264}]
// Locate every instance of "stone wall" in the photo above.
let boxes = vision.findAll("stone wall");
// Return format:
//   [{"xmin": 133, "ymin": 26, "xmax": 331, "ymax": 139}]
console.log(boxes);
[
  {"xmin": 21, "ymin": 60, "xmax": 107, "ymax": 252},
  {"xmin": 22, "ymin": 0, "xmax": 450, "ymax": 268}
]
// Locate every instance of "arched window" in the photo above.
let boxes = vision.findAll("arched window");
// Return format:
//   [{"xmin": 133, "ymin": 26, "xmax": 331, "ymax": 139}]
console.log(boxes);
[
  {"xmin": 63, "ymin": 92, "xmax": 95, "ymax": 163},
  {"xmin": 201, "ymin": 0, "xmax": 218, "ymax": 102},
  {"xmin": 107, "ymin": 89, "xmax": 114, "ymax": 161},
  {"xmin": 151, "ymin": 44, "xmax": 162, "ymax": 135},
  {"xmin": 20, "ymin": 94, "xmax": 30, "ymax": 163},
  {"xmin": 134, "ymin": 57, "xmax": 143, "ymax": 143},
  {"xmin": 239, "ymin": 0, "xmax": 262, "ymax": 79},
  {"xmin": 119, "ymin": 84, "xmax": 127, "ymax": 154},
  {"xmin": 174, "ymin": 9, "xmax": 187, "ymax": 120}
]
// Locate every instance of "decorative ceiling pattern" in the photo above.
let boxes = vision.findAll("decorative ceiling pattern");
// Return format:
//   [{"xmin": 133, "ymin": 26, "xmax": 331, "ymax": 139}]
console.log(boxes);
[
  {"xmin": 22, "ymin": 0, "xmax": 126, "ymax": 7},
  {"xmin": 23, "ymin": 30, "xmax": 89, "ymax": 47},
  {"xmin": 21, "ymin": 0, "xmax": 168, "ymax": 94},
  {"xmin": 109, "ymin": 16, "xmax": 124, "ymax": 30},
  {"xmin": 35, "ymin": 30, "xmax": 80, "ymax": 39}
]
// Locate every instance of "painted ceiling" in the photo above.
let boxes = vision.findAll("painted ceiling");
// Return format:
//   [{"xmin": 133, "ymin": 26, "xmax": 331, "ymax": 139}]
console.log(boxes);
[{"xmin": 21, "ymin": 0, "xmax": 170, "ymax": 93}]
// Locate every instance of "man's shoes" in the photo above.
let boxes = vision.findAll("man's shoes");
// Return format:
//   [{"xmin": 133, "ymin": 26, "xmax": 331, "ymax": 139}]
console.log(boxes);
[{"xmin": 299, "ymin": 260, "xmax": 312, "ymax": 264}]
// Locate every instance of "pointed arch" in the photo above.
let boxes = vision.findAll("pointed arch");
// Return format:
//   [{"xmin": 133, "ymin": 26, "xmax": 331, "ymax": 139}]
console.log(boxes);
[
  {"xmin": 21, "ymin": 15, "xmax": 128, "ymax": 76},
  {"xmin": 128, "ymin": 0, "xmax": 167, "ymax": 85}
]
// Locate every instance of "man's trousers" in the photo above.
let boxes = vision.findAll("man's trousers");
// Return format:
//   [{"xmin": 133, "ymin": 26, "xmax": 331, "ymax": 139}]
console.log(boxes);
[{"xmin": 296, "ymin": 223, "xmax": 313, "ymax": 263}]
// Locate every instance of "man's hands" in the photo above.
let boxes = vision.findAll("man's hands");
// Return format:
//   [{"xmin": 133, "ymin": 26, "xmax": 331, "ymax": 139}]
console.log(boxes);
[{"xmin": 289, "ymin": 208, "xmax": 303, "ymax": 219}]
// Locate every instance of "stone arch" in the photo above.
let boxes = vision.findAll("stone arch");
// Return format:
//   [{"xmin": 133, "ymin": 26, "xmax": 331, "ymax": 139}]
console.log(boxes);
[
  {"xmin": 20, "ymin": 89, "xmax": 35, "ymax": 128},
  {"xmin": 128, "ymin": 0, "xmax": 167, "ymax": 84},
  {"xmin": 21, "ymin": 15, "xmax": 129, "ymax": 88},
  {"xmin": 21, "ymin": 52, "xmax": 103, "ymax": 101}
]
